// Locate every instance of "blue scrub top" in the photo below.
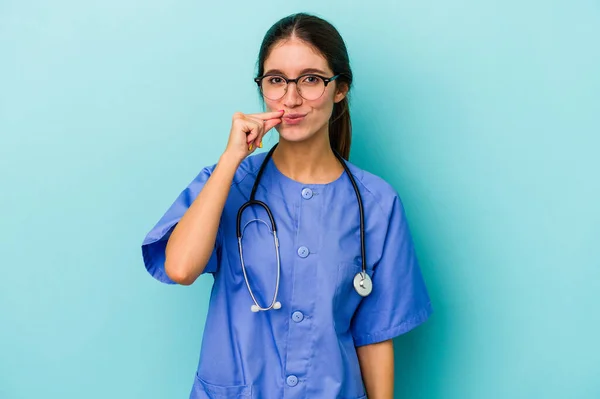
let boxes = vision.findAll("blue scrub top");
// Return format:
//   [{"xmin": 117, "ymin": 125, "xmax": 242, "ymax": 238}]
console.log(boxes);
[{"xmin": 142, "ymin": 151, "xmax": 433, "ymax": 399}]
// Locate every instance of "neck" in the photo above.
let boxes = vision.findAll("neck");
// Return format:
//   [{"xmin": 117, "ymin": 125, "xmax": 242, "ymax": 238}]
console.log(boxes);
[{"xmin": 272, "ymin": 132, "xmax": 343, "ymax": 184}]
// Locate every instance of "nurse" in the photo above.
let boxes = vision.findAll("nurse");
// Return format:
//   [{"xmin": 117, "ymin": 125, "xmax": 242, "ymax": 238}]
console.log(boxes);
[{"xmin": 142, "ymin": 12, "xmax": 433, "ymax": 399}]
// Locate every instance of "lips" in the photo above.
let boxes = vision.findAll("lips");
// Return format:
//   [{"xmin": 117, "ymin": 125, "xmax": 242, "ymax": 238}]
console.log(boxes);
[{"xmin": 282, "ymin": 113, "xmax": 306, "ymax": 124}]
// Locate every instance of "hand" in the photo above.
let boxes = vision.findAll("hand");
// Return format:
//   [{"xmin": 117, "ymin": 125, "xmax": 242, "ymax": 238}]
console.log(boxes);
[{"xmin": 224, "ymin": 110, "xmax": 284, "ymax": 162}]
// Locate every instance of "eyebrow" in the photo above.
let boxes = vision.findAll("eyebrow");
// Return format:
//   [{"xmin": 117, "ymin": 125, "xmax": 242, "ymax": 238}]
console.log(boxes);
[{"xmin": 263, "ymin": 68, "xmax": 330, "ymax": 76}]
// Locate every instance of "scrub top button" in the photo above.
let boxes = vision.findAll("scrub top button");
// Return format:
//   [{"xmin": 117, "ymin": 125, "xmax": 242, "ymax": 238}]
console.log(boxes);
[
  {"xmin": 301, "ymin": 188, "xmax": 313, "ymax": 199},
  {"xmin": 292, "ymin": 311, "xmax": 304, "ymax": 322},
  {"xmin": 286, "ymin": 375, "xmax": 298, "ymax": 387},
  {"xmin": 297, "ymin": 246, "xmax": 309, "ymax": 258}
]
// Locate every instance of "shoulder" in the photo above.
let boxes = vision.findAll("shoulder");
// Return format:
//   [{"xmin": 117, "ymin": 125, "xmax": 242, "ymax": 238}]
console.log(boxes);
[
  {"xmin": 199, "ymin": 152, "xmax": 268, "ymax": 186},
  {"xmin": 234, "ymin": 152, "xmax": 269, "ymax": 184},
  {"xmin": 344, "ymin": 159, "xmax": 405, "ymax": 216}
]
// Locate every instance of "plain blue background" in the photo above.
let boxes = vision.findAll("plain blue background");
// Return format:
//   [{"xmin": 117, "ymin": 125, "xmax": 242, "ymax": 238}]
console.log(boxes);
[{"xmin": 1, "ymin": 1, "xmax": 599, "ymax": 398}]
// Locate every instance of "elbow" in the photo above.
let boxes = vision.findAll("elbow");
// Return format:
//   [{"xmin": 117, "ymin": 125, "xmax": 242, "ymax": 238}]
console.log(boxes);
[{"xmin": 164, "ymin": 259, "xmax": 197, "ymax": 286}]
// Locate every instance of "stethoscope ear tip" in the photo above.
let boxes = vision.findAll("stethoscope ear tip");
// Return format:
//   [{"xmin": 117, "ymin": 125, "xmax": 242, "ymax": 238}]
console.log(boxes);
[{"xmin": 250, "ymin": 302, "xmax": 282, "ymax": 312}]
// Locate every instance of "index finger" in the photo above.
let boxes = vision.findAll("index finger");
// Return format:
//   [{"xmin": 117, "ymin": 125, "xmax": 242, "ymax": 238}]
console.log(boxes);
[{"xmin": 246, "ymin": 110, "xmax": 285, "ymax": 120}]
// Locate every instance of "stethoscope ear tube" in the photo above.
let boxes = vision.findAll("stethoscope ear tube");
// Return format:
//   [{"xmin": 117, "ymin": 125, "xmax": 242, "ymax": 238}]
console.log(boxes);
[
  {"xmin": 237, "ymin": 218, "xmax": 282, "ymax": 312},
  {"xmin": 236, "ymin": 200, "xmax": 278, "ymax": 238},
  {"xmin": 334, "ymin": 151, "xmax": 373, "ymax": 297},
  {"xmin": 332, "ymin": 150, "xmax": 367, "ymax": 278}
]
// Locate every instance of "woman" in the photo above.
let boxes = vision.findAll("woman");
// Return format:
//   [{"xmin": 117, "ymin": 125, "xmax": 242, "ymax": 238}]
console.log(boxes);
[{"xmin": 142, "ymin": 13, "xmax": 432, "ymax": 399}]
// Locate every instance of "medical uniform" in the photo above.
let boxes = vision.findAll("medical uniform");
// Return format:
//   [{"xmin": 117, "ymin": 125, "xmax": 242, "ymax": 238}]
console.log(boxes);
[{"xmin": 142, "ymin": 151, "xmax": 432, "ymax": 399}]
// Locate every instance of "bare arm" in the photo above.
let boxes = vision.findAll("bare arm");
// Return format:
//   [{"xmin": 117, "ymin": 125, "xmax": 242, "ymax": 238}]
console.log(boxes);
[
  {"xmin": 357, "ymin": 339, "xmax": 394, "ymax": 399},
  {"xmin": 164, "ymin": 153, "xmax": 240, "ymax": 284},
  {"xmin": 163, "ymin": 110, "xmax": 283, "ymax": 285}
]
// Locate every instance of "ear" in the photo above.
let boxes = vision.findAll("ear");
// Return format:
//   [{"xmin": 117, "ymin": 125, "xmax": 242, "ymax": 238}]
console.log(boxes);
[{"xmin": 333, "ymin": 82, "xmax": 349, "ymax": 104}]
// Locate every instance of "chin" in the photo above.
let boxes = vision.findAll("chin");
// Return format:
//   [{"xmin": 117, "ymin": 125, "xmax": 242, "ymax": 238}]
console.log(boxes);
[{"xmin": 275, "ymin": 125, "xmax": 313, "ymax": 143}]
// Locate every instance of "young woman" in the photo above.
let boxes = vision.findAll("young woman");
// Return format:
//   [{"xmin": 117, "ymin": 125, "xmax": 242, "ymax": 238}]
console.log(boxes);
[{"xmin": 142, "ymin": 13, "xmax": 432, "ymax": 399}]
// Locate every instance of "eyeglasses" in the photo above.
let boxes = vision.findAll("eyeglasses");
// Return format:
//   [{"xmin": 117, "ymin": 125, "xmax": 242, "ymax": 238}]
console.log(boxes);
[{"xmin": 254, "ymin": 73, "xmax": 341, "ymax": 101}]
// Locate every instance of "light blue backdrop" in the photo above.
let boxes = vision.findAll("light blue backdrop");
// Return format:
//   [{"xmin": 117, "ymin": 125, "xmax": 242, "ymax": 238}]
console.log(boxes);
[{"xmin": 1, "ymin": 1, "xmax": 598, "ymax": 398}]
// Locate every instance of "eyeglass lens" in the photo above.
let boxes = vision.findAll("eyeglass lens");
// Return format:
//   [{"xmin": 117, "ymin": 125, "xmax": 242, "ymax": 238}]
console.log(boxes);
[{"xmin": 260, "ymin": 75, "xmax": 326, "ymax": 101}]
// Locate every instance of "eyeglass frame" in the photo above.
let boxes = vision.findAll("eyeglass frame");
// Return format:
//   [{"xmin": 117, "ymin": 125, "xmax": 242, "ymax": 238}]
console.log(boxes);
[{"xmin": 254, "ymin": 73, "xmax": 342, "ymax": 100}]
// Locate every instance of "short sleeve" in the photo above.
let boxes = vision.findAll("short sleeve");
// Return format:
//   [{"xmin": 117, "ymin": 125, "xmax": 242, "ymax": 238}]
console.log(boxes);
[
  {"xmin": 141, "ymin": 166, "xmax": 222, "ymax": 284},
  {"xmin": 350, "ymin": 195, "xmax": 433, "ymax": 346}
]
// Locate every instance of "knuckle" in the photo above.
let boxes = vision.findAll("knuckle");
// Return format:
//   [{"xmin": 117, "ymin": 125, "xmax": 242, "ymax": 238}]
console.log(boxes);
[{"xmin": 250, "ymin": 119, "xmax": 261, "ymax": 129}]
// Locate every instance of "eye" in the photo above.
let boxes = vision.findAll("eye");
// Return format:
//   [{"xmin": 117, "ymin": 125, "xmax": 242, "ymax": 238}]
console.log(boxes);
[
  {"xmin": 301, "ymin": 75, "xmax": 321, "ymax": 85},
  {"xmin": 267, "ymin": 76, "xmax": 285, "ymax": 85}
]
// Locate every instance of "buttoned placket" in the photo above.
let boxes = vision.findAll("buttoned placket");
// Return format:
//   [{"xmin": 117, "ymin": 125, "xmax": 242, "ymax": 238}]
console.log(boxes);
[{"xmin": 283, "ymin": 185, "xmax": 321, "ymax": 398}]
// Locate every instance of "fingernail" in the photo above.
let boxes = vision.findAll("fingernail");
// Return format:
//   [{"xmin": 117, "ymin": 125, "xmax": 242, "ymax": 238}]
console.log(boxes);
[
  {"xmin": 259, "ymin": 141, "xmax": 263, "ymax": 148},
  {"xmin": 249, "ymin": 144, "xmax": 253, "ymax": 151},
  {"xmin": 279, "ymin": 109, "xmax": 285, "ymax": 113}
]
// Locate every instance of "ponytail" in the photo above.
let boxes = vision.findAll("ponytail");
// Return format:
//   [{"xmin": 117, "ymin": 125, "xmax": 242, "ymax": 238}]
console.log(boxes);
[{"xmin": 329, "ymin": 97, "xmax": 351, "ymax": 160}]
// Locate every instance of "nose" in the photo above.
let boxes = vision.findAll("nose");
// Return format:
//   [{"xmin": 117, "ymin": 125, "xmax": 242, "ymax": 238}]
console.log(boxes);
[{"xmin": 282, "ymin": 81, "xmax": 303, "ymax": 108}]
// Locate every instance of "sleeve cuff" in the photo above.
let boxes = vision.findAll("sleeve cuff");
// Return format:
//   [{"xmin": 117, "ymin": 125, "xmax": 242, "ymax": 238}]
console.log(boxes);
[
  {"xmin": 353, "ymin": 303, "xmax": 433, "ymax": 347},
  {"xmin": 141, "ymin": 222, "xmax": 178, "ymax": 285}
]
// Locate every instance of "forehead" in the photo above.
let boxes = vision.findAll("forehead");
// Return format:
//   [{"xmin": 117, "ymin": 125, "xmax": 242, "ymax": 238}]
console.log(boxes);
[{"xmin": 263, "ymin": 38, "xmax": 332, "ymax": 75}]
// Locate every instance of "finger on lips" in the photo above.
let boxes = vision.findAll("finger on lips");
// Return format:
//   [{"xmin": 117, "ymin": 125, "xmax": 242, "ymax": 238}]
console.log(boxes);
[
  {"xmin": 244, "ymin": 111, "xmax": 283, "ymax": 131},
  {"xmin": 247, "ymin": 109, "xmax": 285, "ymax": 120},
  {"xmin": 247, "ymin": 111, "xmax": 283, "ymax": 151}
]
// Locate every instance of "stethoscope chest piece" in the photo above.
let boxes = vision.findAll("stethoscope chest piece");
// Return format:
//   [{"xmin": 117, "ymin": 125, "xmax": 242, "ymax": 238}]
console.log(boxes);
[{"xmin": 353, "ymin": 271, "xmax": 373, "ymax": 297}]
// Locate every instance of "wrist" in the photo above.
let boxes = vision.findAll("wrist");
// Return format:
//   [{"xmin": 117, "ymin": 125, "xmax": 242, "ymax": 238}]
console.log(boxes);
[{"xmin": 218, "ymin": 151, "xmax": 243, "ymax": 172}]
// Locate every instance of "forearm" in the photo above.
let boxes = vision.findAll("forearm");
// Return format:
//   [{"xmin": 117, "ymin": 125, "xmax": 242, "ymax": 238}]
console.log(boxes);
[
  {"xmin": 165, "ymin": 152, "xmax": 240, "ymax": 284},
  {"xmin": 356, "ymin": 339, "xmax": 394, "ymax": 399}
]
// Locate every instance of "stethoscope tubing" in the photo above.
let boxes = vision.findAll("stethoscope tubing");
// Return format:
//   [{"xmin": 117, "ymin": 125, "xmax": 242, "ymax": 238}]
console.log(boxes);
[{"xmin": 236, "ymin": 144, "xmax": 368, "ymax": 312}]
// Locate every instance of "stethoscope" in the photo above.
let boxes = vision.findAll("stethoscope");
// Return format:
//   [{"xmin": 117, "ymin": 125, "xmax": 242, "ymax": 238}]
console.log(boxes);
[{"xmin": 236, "ymin": 144, "xmax": 373, "ymax": 312}]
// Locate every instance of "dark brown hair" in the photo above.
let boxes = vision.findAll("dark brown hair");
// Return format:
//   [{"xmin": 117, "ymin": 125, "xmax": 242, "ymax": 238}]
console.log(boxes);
[{"xmin": 256, "ymin": 13, "xmax": 353, "ymax": 160}]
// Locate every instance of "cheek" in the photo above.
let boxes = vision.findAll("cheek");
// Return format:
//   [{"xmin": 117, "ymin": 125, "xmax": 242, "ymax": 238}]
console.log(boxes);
[
  {"xmin": 263, "ymin": 99, "xmax": 278, "ymax": 112},
  {"xmin": 315, "ymin": 87, "xmax": 339, "ymax": 111},
  {"xmin": 309, "ymin": 96, "xmax": 335, "ymax": 119},
  {"xmin": 311, "ymin": 95, "xmax": 331, "ymax": 109}
]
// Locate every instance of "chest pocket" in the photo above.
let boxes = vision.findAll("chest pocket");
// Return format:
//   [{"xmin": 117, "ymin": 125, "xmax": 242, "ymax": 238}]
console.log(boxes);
[{"xmin": 332, "ymin": 261, "xmax": 374, "ymax": 334}]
